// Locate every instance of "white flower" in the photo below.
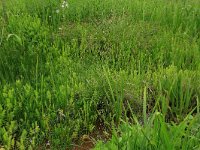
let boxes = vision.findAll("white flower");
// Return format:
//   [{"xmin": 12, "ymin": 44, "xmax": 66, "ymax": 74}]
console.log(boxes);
[
  {"xmin": 62, "ymin": 1, "xmax": 66, "ymax": 4},
  {"xmin": 61, "ymin": 0, "xmax": 69, "ymax": 8},
  {"xmin": 56, "ymin": 9, "xmax": 60, "ymax": 13}
]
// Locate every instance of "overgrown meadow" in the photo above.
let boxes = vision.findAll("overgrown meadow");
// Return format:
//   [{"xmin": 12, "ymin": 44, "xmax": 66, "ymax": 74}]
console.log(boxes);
[{"xmin": 0, "ymin": 0, "xmax": 200, "ymax": 149}]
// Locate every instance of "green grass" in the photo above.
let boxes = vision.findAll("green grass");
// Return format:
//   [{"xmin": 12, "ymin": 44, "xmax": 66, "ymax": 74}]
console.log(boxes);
[
  {"xmin": 0, "ymin": 0, "xmax": 200, "ymax": 149},
  {"xmin": 94, "ymin": 113, "xmax": 200, "ymax": 150}
]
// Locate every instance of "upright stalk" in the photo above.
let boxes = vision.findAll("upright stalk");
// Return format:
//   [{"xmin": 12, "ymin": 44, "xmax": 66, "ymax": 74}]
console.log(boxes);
[{"xmin": 1, "ymin": 0, "xmax": 8, "ymax": 23}]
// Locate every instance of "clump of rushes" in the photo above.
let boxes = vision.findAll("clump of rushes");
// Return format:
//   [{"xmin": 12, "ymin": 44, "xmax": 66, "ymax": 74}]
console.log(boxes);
[{"xmin": 94, "ymin": 112, "xmax": 200, "ymax": 150}]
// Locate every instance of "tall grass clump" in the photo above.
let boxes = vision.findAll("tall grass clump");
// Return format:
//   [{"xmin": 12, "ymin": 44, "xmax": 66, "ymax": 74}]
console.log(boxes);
[{"xmin": 94, "ymin": 112, "xmax": 200, "ymax": 150}]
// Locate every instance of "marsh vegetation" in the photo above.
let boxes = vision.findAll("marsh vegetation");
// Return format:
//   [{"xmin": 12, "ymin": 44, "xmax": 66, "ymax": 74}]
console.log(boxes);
[{"xmin": 0, "ymin": 0, "xmax": 200, "ymax": 149}]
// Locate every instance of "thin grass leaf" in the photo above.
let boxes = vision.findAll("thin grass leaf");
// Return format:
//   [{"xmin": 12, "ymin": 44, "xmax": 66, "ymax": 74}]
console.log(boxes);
[
  {"xmin": 6, "ymin": 34, "xmax": 22, "ymax": 46},
  {"xmin": 143, "ymin": 86, "xmax": 147, "ymax": 125}
]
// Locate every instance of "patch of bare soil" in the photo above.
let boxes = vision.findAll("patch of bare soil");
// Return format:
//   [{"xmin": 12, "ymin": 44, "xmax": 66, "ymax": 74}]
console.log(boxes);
[
  {"xmin": 72, "ymin": 119, "xmax": 111, "ymax": 150},
  {"xmin": 72, "ymin": 139, "xmax": 94, "ymax": 150}
]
